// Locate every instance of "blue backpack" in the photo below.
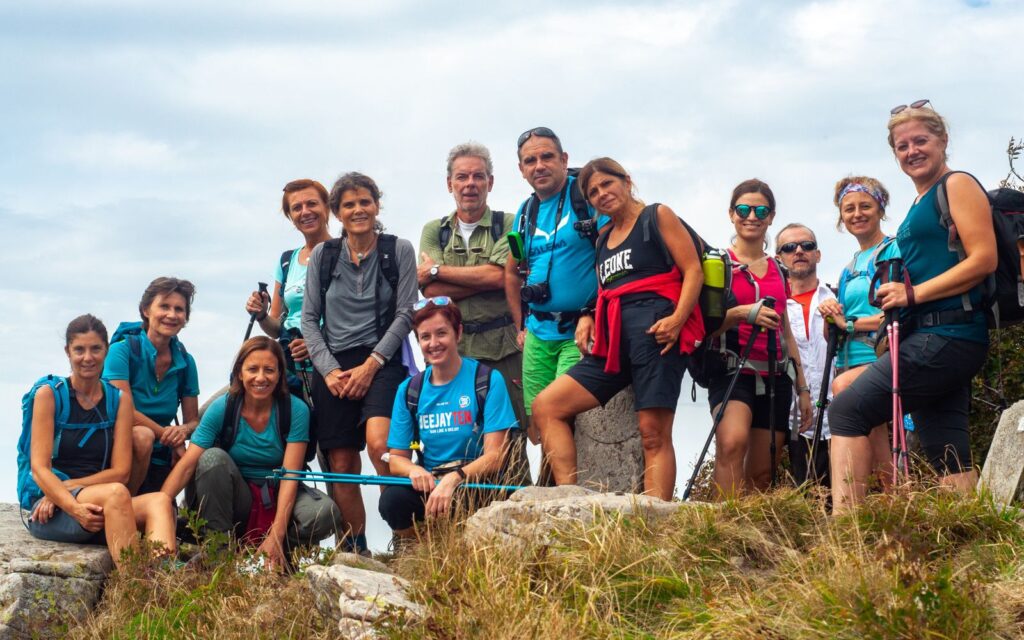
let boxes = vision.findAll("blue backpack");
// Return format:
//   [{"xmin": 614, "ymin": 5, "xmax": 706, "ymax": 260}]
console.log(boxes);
[
  {"xmin": 17, "ymin": 376, "xmax": 121, "ymax": 510},
  {"xmin": 837, "ymin": 236, "xmax": 897, "ymax": 305},
  {"xmin": 110, "ymin": 321, "xmax": 190, "ymax": 407}
]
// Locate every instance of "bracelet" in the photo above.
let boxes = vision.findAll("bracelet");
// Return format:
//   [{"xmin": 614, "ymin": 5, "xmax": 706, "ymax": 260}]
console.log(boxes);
[
  {"xmin": 369, "ymin": 352, "xmax": 386, "ymax": 367},
  {"xmin": 455, "ymin": 467, "xmax": 467, "ymax": 480},
  {"xmin": 797, "ymin": 385, "xmax": 811, "ymax": 394}
]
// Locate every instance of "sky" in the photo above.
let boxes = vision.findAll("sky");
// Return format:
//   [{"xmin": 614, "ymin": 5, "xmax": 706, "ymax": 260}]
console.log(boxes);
[{"xmin": 2, "ymin": 0, "xmax": 1022, "ymax": 550}]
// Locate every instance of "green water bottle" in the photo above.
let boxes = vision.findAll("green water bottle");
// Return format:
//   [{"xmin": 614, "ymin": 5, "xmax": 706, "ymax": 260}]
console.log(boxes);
[{"xmin": 701, "ymin": 252, "xmax": 726, "ymax": 324}]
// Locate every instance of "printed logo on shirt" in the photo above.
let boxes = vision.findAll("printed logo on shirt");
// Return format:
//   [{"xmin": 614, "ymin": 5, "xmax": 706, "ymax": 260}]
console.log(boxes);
[
  {"xmin": 459, "ymin": 395, "xmax": 471, "ymax": 409},
  {"xmin": 528, "ymin": 238, "xmax": 568, "ymax": 259},
  {"xmin": 599, "ymin": 249, "xmax": 633, "ymax": 285},
  {"xmin": 419, "ymin": 410, "xmax": 476, "ymax": 435}
]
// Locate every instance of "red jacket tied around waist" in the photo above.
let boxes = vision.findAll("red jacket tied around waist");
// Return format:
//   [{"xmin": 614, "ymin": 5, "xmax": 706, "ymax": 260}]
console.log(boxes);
[{"xmin": 591, "ymin": 269, "xmax": 705, "ymax": 374}]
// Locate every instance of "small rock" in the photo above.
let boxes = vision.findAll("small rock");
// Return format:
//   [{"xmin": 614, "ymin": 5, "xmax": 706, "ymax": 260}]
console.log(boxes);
[
  {"xmin": 306, "ymin": 564, "xmax": 423, "ymax": 630},
  {"xmin": 330, "ymin": 552, "xmax": 392, "ymax": 575}
]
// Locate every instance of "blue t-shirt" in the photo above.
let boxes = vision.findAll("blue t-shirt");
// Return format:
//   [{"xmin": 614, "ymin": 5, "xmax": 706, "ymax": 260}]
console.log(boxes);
[
  {"xmin": 514, "ymin": 175, "xmax": 609, "ymax": 340},
  {"xmin": 191, "ymin": 394, "xmax": 310, "ymax": 480},
  {"xmin": 387, "ymin": 358, "xmax": 518, "ymax": 471},
  {"xmin": 836, "ymin": 238, "xmax": 901, "ymax": 368},
  {"xmin": 896, "ymin": 180, "xmax": 988, "ymax": 344},
  {"xmin": 103, "ymin": 333, "xmax": 199, "ymax": 427},
  {"xmin": 274, "ymin": 247, "xmax": 307, "ymax": 332}
]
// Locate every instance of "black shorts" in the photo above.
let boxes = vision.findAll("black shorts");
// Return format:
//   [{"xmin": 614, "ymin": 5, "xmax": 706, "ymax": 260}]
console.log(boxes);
[
  {"xmin": 828, "ymin": 332, "xmax": 987, "ymax": 474},
  {"xmin": 708, "ymin": 371, "xmax": 793, "ymax": 433},
  {"xmin": 311, "ymin": 346, "xmax": 407, "ymax": 451},
  {"xmin": 566, "ymin": 298, "xmax": 688, "ymax": 411}
]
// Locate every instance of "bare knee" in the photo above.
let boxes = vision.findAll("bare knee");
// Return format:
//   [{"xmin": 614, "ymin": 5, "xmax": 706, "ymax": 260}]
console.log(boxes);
[
  {"xmin": 532, "ymin": 388, "xmax": 571, "ymax": 423},
  {"xmin": 101, "ymin": 483, "xmax": 133, "ymax": 509},
  {"xmin": 637, "ymin": 415, "xmax": 671, "ymax": 452},
  {"xmin": 132, "ymin": 426, "xmax": 155, "ymax": 455},
  {"xmin": 329, "ymin": 448, "xmax": 359, "ymax": 473}
]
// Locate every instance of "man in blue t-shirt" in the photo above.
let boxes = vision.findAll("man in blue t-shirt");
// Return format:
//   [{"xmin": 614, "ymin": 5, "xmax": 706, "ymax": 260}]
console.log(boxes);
[
  {"xmin": 504, "ymin": 127, "xmax": 607, "ymax": 450},
  {"xmin": 380, "ymin": 298, "xmax": 518, "ymax": 544}
]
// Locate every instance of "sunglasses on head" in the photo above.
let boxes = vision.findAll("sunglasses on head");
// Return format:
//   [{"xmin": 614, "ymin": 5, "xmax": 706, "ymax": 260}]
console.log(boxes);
[
  {"xmin": 733, "ymin": 204, "xmax": 772, "ymax": 220},
  {"xmin": 517, "ymin": 126, "xmax": 559, "ymax": 149},
  {"xmin": 413, "ymin": 296, "xmax": 453, "ymax": 312},
  {"xmin": 890, "ymin": 99, "xmax": 931, "ymax": 115},
  {"xmin": 777, "ymin": 240, "xmax": 818, "ymax": 254}
]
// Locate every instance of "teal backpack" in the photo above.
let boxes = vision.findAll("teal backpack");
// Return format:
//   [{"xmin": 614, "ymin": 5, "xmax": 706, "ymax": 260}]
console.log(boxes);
[
  {"xmin": 109, "ymin": 321, "xmax": 190, "ymax": 405},
  {"xmin": 17, "ymin": 376, "xmax": 121, "ymax": 510}
]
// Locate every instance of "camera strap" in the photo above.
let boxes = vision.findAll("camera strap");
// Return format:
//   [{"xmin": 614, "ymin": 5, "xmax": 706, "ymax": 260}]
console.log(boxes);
[{"xmin": 533, "ymin": 182, "xmax": 568, "ymax": 289}]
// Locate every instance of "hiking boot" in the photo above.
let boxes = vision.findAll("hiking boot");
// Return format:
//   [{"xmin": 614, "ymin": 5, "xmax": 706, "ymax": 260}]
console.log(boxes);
[{"xmin": 387, "ymin": 534, "xmax": 416, "ymax": 556}]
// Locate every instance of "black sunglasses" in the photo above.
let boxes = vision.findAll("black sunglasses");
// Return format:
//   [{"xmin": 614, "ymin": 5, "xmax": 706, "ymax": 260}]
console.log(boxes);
[
  {"xmin": 733, "ymin": 204, "xmax": 772, "ymax": 220},
  {"xmin": 778, "ymin": 240, "xmax": 818, "ymax": 254},
  {"xmin": 890, "ymin": 99, "xmax": 931, "ymax": 116},
  {"xmin": 517, "ymin": 126, "xmax": 559, "ymax": 149}
]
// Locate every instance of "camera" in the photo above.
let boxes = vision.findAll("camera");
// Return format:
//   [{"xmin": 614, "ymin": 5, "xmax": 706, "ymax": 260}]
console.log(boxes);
[
  {"xmin": 520, "ymin": 281, "xmax": 551, "ymax": 304},
  {"xmin": 573, "ymin": 218, "xmax": 598, "ymax": 240}
]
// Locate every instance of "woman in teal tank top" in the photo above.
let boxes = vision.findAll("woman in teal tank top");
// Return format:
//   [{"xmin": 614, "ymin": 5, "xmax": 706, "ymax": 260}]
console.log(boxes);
[
  {"xmin": 828, "ymin": 102, "xmax": 995, "ymax": 512},
  {"xmin": 816, "ymin": 175, "xmax": 900, "ymax": 492}
]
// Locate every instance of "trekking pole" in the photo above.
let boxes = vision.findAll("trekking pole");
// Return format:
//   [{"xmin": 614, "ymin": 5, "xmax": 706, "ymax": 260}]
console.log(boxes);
[
  {"xmin": 682, "ymin": 298, "xmax": 772, "ymax": 501},
  {"xmin": 244, "ymin": 282, "xmax": 269, "ymax": 341},
  {"xmin": 888, "ymin": 263, "xmax": 910, "ymax": 482},
  {"xmin": 267, "ymin": 468, "xmax": 525, "ymax": 493},
  {"xmin": 807, "ymin": 319, "xmax": 842, "ymax": 480},
  {"xmin": 765, "ymin": 297, "xmax": 779, "ymax": 488}
]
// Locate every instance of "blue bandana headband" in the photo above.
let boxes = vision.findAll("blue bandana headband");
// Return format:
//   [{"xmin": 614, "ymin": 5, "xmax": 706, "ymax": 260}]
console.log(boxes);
[{"xmin": 838, "ymin": 182, "xmax": 888, "ymax": 211}]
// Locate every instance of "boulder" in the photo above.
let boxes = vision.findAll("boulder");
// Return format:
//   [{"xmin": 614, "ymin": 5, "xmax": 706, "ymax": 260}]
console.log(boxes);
[
  {"xmin": 463, "ymin": 485, "xmax": 681, "ymax": 548},
  {"xmin": 979, "ymin": 399, "xmax": 1024, "ymax": 504},
  {"xmin": 0, "ymin": 504, "xmax": 112, "ymax": 639},
  {"xmin": 305, "ymin": 563, "xmax": 423, "ymax": 638},
  {"xmin": 575, "ymin": 387, "xmax": 643, "ymax": 493}
]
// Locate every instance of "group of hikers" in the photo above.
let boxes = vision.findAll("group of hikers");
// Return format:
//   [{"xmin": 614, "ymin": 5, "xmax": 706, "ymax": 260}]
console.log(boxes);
[{"xmin": 17, "ymin": 101, "xmax": 1015, "ymax": 567}]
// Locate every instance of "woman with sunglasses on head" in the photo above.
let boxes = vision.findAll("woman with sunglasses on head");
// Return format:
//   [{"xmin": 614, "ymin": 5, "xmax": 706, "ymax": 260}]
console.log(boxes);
[
  {"xmin": 20, "ymin": 315, "xmax": 176, "ymax": 568},
  {"xmin": 828, "ymin": 101, "xmax": 995, "ymax": 512},
  {"xmin": 531, "ymin": 157, "xmax": 704, "ymax": 501},
  {"xmin": 380, "ymin": 298, "xmax": 518, "ymax": 544},
  {"xmin": 816, "ymin": 176, "xmax": 900, "ymax": 491},
  {"xmin": 244, "ymin": 179, "xmax": 333, "ymax": 395},
  {"xmin": 708, "ymin": 179, "xmax": 812, "ymax": 498},
  {"xmin": 301, "ymin": 172, "xmax": 417, "ymax": 555}
]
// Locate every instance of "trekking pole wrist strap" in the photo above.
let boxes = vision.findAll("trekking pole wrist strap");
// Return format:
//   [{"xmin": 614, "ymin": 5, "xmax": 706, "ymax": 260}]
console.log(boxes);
[{"xmin": 746, "ymin": 300, "xmax": 765, "ymax": 325}]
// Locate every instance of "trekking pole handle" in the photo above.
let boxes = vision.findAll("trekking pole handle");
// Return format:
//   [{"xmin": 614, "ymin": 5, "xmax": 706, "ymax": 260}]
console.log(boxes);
[
  {"xmin": 762, "ymin": 296, "xmax": 776, "ymax": 310},
  {"xmin": 254, "ymin": 282, "xmax": 269, "ymax": 317}
]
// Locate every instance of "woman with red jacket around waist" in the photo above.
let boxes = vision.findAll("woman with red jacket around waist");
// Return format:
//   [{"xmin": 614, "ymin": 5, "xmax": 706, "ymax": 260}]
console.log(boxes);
[{"xmin": 531, "ymin": 157, "xmax": 704, "ymax": 500}]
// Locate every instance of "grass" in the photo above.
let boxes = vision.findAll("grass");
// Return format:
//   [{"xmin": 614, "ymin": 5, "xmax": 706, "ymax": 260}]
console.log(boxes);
[{"xmin": 73, "ymin": 487, "xmax": 1024, "ymax": 639}]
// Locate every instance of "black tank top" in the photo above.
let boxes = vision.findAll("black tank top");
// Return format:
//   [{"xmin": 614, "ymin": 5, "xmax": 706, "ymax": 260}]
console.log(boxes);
[
  {"xmin": 53, "ymin": 387, "xmax": 114, "ymax": 481},
  {"xmin": 596, "ymin": 204, "xmax": 674, "ymax": 290}
]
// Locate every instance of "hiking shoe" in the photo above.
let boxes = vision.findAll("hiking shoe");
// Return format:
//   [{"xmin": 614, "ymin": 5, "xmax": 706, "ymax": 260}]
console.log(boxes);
[{"xmin": 387, "ymin": 535, "xmax": 416, "ymax": 556}]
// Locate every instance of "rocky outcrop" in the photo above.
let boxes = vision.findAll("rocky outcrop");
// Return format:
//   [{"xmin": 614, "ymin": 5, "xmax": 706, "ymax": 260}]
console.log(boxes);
[
  {"xmin": 0, "ymin": 504, "xmax": 113, "ymax": 639},
  {"xmin": 463, "ymin": 485, "xmax": 681, "ymax": 548},
  {"xmin": 979, "ymin": 399, "xmax": 1024, "ymax": 504},
  {"xmin": 306, "ymin": 555, "xmax": 423, "ymax": 639},
  {"xmin": 576, "ymin": 387, "xmax": 644, "ymax": 493}
]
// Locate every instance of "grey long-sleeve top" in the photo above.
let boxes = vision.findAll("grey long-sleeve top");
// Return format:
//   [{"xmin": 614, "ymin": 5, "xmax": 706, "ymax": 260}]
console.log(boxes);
[{"xmin": 302, "ymin": 235, "xmax": 417, "ymax": 377}]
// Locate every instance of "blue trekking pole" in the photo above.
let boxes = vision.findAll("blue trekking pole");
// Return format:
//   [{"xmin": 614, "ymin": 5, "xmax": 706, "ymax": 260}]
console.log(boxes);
[{"xmin": 267, "ymin": 468, "xmax": 526, "ymax": 493}]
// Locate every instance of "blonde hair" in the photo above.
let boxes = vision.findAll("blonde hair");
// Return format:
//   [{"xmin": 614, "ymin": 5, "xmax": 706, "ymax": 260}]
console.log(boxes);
[
  {"xmin": 886, "ymin": 106, "xmax": 949, "ymax": 158},
  {"xmin": 833, "ymin": 175, "xmax": 889, "ymax": 231}
]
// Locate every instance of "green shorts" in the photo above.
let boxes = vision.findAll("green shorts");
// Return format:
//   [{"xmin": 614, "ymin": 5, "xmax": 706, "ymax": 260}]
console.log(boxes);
[{"xmin": 522, "ymin": 331, "xmax": 581, "ymax": 415}]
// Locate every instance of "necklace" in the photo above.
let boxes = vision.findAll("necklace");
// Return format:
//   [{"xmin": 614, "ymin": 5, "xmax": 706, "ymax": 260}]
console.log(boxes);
[{"xmin": 349, "ymin": 235, "xmax": 377, "ymax": 263}]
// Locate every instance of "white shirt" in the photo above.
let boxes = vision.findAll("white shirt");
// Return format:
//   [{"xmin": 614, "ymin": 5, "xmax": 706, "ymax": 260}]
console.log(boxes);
[
  {"xmin": 786, "ymin": 281, "xmax": 837, "ymax": 439},
  {"xmin": 457, "ymin": 218, "xmax": 480, "ymax": 248}
]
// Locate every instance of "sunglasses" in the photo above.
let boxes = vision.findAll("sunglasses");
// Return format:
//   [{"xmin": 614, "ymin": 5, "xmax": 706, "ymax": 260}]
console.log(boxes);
[
  {"xmin": 413, "ymin": 296, "xmax": 453, "ymax": 311},
  {"xmin": 517, "ymin": 126, "xmax": 559, "ymax": 149},
  {"xmin": 733, "ymin": 204, "xmax": 772, "ymax": 220},
  {"xmin": 890, "ymin": 99, "xmax": 931, "ymax": 115},
  {"xmin": 778, "ymin": 240, "xmax": 818, "ymax": 254}
]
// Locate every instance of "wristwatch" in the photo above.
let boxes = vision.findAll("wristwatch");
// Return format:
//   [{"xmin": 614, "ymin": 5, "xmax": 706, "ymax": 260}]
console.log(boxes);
[
  {"xmin": 845, "ymin": 318, "xmax": 856, "ymax": 334},
  {"xmin": 798, "ymin": 385, "xmax": 811, "ymax": 394},
  {"xmin": 429, "ymin": 265, "xmax": 440, "ymax": 282}
]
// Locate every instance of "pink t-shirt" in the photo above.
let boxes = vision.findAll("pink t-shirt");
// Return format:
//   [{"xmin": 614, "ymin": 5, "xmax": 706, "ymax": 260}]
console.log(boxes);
[{"xmin": 728, "ymin": 250, "xmax": 788, "ymax": 369}]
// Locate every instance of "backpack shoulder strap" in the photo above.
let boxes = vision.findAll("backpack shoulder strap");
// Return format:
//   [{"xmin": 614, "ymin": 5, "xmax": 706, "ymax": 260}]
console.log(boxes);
[
  {"xmin": 405, "ymin": 372, "xmax": 426, "ymax": 460},
  {"xmin": 639, "ymin": 203, "xmax": 674, "ymax": 265},
  {"xmin": 279, "ymin": 249, "xmax": 294, "ymax": 289},
  {"xmin": 376, "ymin": 234, "xmax": 400, "ymax": 339},
  {"xmin": 490, "ymin": 211, "xmax": 505, "ymax": 242},
  {"xmin": 276, "ymin": 394, "xmax": 292, "ymax": 450},
  {"xmin": 102, "ymin": 381, "xmax": 121, "ymax": 425},
  {"xmin": 219, "ymin": 393, "xmax": 242, "ymax": 451},
  {"xmin": 473, "ymin": 362, "xmax": 492, "ymax": 428},
  {"xmin": 437, "ymin": 216, "xmax": 452, "ymax": 251},
  {"xmin": 319, "ymin": 238, "xmax": 343, "ymax": 322},
  {"xmin": 935, "ymin": 174, "xmax": 980, "ymax": 312}
]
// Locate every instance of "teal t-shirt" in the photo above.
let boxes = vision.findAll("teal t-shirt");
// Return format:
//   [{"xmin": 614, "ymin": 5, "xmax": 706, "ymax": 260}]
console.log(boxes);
[
  {"xmin": 387, "ymin": 358, "xmax": 518, "ymax": 471},
  {"xmin": 896, "ymin": 181, "xmax": 988, "ymax": 344},
  {"xmin": 835, "ymin": 238, "xmax": 901, "ymax": 368},
  {"xmin": 514, "ymin": 175, "xmax": 609, "ymax": 340},
  {"xmin": 191, "ymin": 394, "xmax": 310, "ymax": 480},
  {"xmin": 274, "ymin": 247, "xmax": 307, "ymax": 332}
]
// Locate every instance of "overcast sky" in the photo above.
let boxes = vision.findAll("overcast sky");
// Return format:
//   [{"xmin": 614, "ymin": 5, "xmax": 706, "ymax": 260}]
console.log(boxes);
[{"xmin": 2, "ymin": 0, "xmax": 1021, "ymax": 547}]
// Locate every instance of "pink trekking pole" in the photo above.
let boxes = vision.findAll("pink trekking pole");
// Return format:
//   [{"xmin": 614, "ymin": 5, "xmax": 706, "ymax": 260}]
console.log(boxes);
[{"xmin": 871, "ymin": 259, "xmax": 912, "ymax": 483}]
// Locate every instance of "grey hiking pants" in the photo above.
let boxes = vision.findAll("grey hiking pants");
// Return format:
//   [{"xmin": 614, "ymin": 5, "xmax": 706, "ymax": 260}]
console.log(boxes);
[{"xmin": 186, "ymin": 447, "xmax": 342, "ymax": 547}]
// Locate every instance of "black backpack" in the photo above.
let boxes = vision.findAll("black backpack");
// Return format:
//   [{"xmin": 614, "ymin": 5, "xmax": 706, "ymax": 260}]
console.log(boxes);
[
  {"xmin": 319, "ymin": 233, "xmax": 401, "ymax": 339},
  {"xmin": 438, "ymin": 212, "xmax": 506, "ymax": 250},
  {"xmin": 217, "ymin": 392, "xmax": 312, "ymax": 462},
  {"xmin": 936, "ymin": 172, "xmax": 1024, "ymax": 328},
  {"xmin": 517, "ymin": 168, "xmax": 594, "ymax": 245},
  {"xmin": 403, "ymin": 362, "xmax": 492, "ymax": 466}
]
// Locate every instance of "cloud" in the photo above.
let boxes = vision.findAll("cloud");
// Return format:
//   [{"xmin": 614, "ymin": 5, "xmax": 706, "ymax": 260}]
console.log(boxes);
[{"xmin": 46, "ymin": 131, "xmax": 186, "ymax": 170}]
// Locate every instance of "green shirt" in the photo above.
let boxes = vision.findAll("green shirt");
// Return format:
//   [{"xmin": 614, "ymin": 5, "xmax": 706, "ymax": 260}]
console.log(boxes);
[{"xmin": 419, "ymin": 207, "xmax": 520, "ymax": 362}]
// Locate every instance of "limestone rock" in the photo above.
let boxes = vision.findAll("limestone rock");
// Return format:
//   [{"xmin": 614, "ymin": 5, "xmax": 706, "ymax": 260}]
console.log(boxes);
[
  {"xmin": 979, "ymin": 400, "xmax": 1024, "ymax": 504},
  {"xmin": 575, "ymin": 387, "xmax": 643, "ymax": 493},
  {"xmin": 330, "ymin": 551, "xmax": 393, "ymax": 575},
  {"xmin": 305, "ymin": 564, "xmax": 423, "ymax": 636},
  {"xmin": 0, "ymin": 503, "xmax": 112, "ymax": 639},
  {"xmin": 464, "ymin": 485, "xmax": 680, "ymax": 548}
]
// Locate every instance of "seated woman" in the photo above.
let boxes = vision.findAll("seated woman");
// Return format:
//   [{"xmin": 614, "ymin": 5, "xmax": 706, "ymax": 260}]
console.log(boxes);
[
  {"xmin": 18, "ymin": 314, "xmax": 176, "ymax": 568},
  {"xmin": 531, "ymin": 157, "xmax": 704, "ymax": 501},
  {"xmin": 380, "ymin": 298, "xmax": 518, "ymax": 542},
  {"xmin": 103, "ymin": 277, "xmax": 200, "ymax": 495},
  {"xmin": 161, "ymin": 337, "xmax": 342, "ymax": 569}
]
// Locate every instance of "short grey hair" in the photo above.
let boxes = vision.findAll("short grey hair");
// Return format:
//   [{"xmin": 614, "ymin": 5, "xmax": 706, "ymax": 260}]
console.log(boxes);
[
  {"xmin": 446, "ymin": 142, "xmax": 493, "ymax": 178},
  {"xmin": 774, "ymin": 223, "xmax": 817, "ymax": 251}
]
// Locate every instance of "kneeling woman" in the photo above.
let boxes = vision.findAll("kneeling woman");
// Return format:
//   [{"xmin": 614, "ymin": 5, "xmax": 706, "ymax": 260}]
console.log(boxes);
[
  {"xmin": 380, "ymin": 299, "xmax": 518, "ymax": 540},
  {"xmin": 531, "ymin": 158, "xmax": 705, "ymax": 501},
  {"xmin": 161, "ymin": 337, "xmax": 342, "ymax": 569},
  {"xmin": 19, "ymin": 315, "xmax": 176, "ymax": 568}
]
